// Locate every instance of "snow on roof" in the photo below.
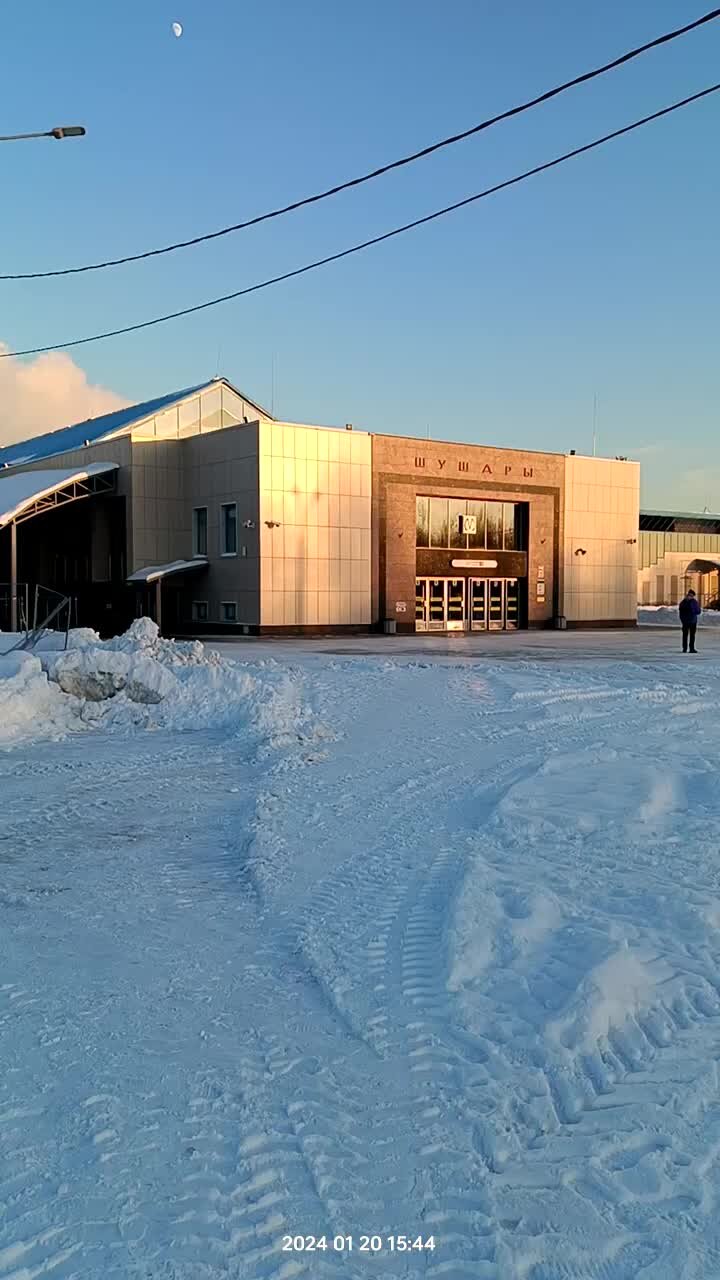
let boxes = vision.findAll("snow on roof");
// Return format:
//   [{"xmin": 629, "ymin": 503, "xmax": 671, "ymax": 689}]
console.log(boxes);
[
  {"xmin": 0, "ymin": 463, "xmax": 119, "ymax": 528},
  {"xmin": 0, "ymin": 384, "xmax": 207, "ymax": 470},
  {"xmin": 127, "ymin": 559, "xmax": 209, "ymax": 584},
  {"xmin": 641, "ymin": 508, "xmax": 720, "ymax": 522},
  {"xmin": 0, "ymin": 378, "xmax": 272, "ymax": 471}
]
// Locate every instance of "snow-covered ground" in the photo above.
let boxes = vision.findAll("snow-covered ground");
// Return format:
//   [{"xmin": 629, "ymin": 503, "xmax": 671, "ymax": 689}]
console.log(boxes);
[{"xmin": 2, "ymin": 624, "xmax": 720, "ymax": 1278}]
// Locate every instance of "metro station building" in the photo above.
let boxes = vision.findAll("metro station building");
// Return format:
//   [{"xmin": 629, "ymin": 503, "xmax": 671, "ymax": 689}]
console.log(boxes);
[{"xmin": 0, "ymin": 377, "xmax": 640, "ymax": 636}]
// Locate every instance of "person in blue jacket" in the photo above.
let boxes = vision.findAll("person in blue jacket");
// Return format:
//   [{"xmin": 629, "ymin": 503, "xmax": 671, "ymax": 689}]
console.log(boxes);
[{"xmin": 678, "ymin": 588, "xmax": 701, "ymax": 653}]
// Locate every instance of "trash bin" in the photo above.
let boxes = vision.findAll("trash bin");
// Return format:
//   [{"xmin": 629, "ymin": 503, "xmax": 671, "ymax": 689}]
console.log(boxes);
[
  {"xmin": 554, "ymin": 615, "xmax": 567, "ymax": 630},
  {"xmin": 383, "ymin": 619, "xmax": 397, "ymax": 635}
]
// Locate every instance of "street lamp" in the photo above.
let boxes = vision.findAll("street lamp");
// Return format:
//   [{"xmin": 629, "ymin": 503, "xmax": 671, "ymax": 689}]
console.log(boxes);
[{"xmin": 0, "ymin": 125, "xmax": 86, "ymax": 143}]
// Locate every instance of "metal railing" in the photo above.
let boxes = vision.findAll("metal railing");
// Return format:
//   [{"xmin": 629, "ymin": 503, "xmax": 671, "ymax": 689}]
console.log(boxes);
[{"xmin": 2, "ymin": 584, "xmax": 73, "ymax": 652}]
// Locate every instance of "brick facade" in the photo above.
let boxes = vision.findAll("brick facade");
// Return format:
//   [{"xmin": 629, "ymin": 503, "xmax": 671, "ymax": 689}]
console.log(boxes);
[{"xmin": 372, "ymin": 434, "xmax": 564, "ymax": 631}]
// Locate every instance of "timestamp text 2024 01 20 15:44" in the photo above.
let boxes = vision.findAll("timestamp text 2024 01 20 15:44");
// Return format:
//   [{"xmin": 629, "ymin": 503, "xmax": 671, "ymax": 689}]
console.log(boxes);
[{"xmin": 282, "ymin": 1234, "xmax": 436, "ymax": 1253}]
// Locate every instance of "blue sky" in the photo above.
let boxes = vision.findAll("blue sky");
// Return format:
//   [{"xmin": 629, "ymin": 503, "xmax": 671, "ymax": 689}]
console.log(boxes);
[{"xmin": 2, "ymin": 0, "xmax": 719, "ymax": 508}]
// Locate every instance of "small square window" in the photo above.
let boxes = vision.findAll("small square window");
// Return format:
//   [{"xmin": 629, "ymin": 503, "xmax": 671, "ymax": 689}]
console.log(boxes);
[
  {"xmin": 192, "ymin": 601, "xmax": 208, "ymax": 622},
  {"xmin": 192, "ymin": 506, "xmax": 208, "ymax": 557},
  {"xmin": 221, "ymin": 502, "xmax": 237, "ymax": 556},
  {"xmin": 221, "ymin": 602, "xmax": 237, "ymax": 623}
]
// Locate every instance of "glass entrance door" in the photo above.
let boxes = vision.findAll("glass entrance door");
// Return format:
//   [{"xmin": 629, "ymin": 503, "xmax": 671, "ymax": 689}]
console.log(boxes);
[
  {"xmin": 416, "ymin": 579, "xmax": 428, "ymax": 631},
  {"xmin": 416, "ymin": 576, "xmax": 521, "ymax": 631},
  {"xmin": 415, "ymin": 583, "xmax": 425, "ymax": 632},
  {"xmin": 446, "ymin": 579, "xmax": 465, "ymax": 631},
  {"xmin": 415, "ymin": 578, "xmax": 466, "ymax": 631},
  {"xmin": 505, "ymin": 578, "xmax": 519, "ymax": 630},
  {"xmin": 488, "ymin": 579, "xmax": 504, "ymax": 630},
  {"xmin": 470, "ymin": 579, "xmax": 487, "ymax": 630},
  {"xmin": 428, "ymin": 579, "xmax": 446, "ymax": 631}
]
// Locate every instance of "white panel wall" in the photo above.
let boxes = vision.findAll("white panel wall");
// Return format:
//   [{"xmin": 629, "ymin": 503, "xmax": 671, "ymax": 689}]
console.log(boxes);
[
  {"xmin": 637, "ymin": 550, "xmax": 712, "ymax": 606},
  {"xmin": 259, "ymin": 422, "xmax": 372, "ymax": 626},
  {"xmin": 562, "ymin": 456, "xmax": 640, "ymax": 622}
]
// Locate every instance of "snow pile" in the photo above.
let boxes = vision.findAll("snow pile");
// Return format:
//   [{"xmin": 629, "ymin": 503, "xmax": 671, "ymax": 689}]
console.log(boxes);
[
  {"xmin": 44, "ymin": 646, "xmax": 177, "ymax": 704},
  {"xmin": 494, "ymin": 745, "xmax": 685, "ymax": 839},
  {"xmin": 39, "ymin": 620, "xmax": 207, "ymax": 706},
  {"xmin": 37, "ymin": 618, "xmax": 211, "ymax": 715},
  {"xmin": 0, "ymin": 652, "xmax": 76, "ymax": 742},
  {"xmin": 546, "ymin": 943, "xmax": 676, "ymax": 1052},
  {"xmin": 639, "ymin": 605, "xmax": 720, "ymax": 626},
  {"xmin": 0, "ymin": 618, "xmax": 325, "ymax": 747},
  {"xmin": 101, "ymin": 617, "xmax": 222, "ymax": 668}
]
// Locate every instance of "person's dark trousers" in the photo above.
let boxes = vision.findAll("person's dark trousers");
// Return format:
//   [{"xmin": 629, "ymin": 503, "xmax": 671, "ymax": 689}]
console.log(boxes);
[{"xmin": 682, "ymin": 622, "xmax": 697, "ymax": 652}]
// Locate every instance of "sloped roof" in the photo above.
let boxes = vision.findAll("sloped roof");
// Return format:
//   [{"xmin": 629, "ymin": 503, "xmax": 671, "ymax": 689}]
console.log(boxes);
[
  {"xmin": 0, "ymin": 378, "xmax": 272, "ymax": 471},
  {"xmin": 0, "ymin": 463, "xmax": 118, "ymax": 527},
  {"xmin": 640, "ymin": 509, "xmax": 720, "ymax": 534}
]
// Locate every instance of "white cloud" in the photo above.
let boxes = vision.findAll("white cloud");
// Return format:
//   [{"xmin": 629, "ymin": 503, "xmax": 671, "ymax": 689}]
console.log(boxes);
[
  {"xmin": 0, "ymin": 344, "xmax": 128, "ymax": 447},
  {"xmin": 625, "ymin": 442, "xmax": 670, "ymax": 458}
]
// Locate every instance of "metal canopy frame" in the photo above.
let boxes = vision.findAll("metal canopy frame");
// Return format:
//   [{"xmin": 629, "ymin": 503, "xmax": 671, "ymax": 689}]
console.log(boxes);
[
  {"xmin": 10, "ymin": 470, "xmax": 117, "ymax": 526},
  {"xmin": 5, "ymin": 469, "xmax": 117, "ymax": 631}
]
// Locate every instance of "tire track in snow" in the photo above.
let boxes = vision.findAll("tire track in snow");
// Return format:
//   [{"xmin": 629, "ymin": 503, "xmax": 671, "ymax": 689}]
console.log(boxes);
[
  {"xmin": 0, "ymin": 983, "xmax": 97, "ymax": 1280},
  {"xmin": 408, "ymin": 864, "xmax": 720, "ymax": 1280},
  {"xmin": 402, "ymin": 728, "xmax": 720, "ymax": 1275},
  {"xmin": 268, "ymin": 744, "xmax": 559, "ymax": 1272},
  {"xmin": 317, "ymin": 689, "xmax": 711, "ymax": 1278}
]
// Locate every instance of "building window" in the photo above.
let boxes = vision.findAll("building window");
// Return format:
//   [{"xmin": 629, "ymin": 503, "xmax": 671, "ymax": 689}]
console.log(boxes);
[
  {"xmin": 221, "ymin": 502, "xmax": 237, "ymax": 556},
  {"xmin": 467, "ymin": 500, "xmax": 486, "ymax": 549},
  {"xmin": 416, "ymin": 496, "xmax": 430, "ymax": 547},
  {"xmin": 486, "ymin": 502, "xmax": 503, "ymax": 551},
  {"xmin": 416, "ymin": 496, "xmax": 523, "ymax": 551},
  {"xmin": 192, "ymin": 506, "xmax": 208, "ymax": 557},
  {"xmin": 221, "ymin": 601, "xmax": 237, "ymax": 623},
  {"xmin": 503, "ymin": 502, "xmax": 517, "ymax": 550},
  {"xmin": 192, "ymin": 601, "xmax": 208, "ymax": 622},
  {"xmin": 429, "ymin": 497, "xmax": 449, "ymax": 548},
  {"xmin": 448, "ymin": 498, "xmax": 466, "ymax": 550}
]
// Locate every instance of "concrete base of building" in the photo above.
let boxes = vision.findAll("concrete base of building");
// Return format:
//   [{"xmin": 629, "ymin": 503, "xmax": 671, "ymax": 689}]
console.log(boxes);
[
  {"xmin": 260, "ymin": 625, "xmax": 375, "ymax": 637},
  {"xmin": 566, "ymin": 619, "xmax": 638, "ymax": 629},
  {"xmin": 175, "ymin": 619, "xmax": 637, "ymax": 640},
  {"xmin": 174, "ymin": 623, "xmax": 375, "ymax": 638}
]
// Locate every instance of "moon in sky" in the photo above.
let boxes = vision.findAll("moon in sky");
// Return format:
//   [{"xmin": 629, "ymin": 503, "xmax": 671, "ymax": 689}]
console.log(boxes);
[{"xmin": 172, "ymin": 21, "xmax": 183, "ymax": 37}]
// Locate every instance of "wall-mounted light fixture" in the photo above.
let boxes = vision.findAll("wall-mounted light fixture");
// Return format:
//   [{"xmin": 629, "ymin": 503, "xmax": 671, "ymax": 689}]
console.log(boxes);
[
  {"xmin": 264, "ymin": 520, "xmax": 282, "ymax": 529},
  {"xmin": 242, "ymin": 519, "xmax": 255, "ymax": 529},
  {"xmin": 626, "ymin": 537, "xmax": 637, "ymax": 544},
  {"xmin": 575, "ymin": 547, "xmax": 587, "ymax": 556}
]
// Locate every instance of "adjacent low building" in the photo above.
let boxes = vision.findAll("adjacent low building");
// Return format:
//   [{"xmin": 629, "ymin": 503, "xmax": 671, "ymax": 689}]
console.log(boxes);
[
  {"xmin": 638, "ymin": 510, "xmax": 720, "ymax": 608},
  {"xmin": 0, "ymin": 376, "xmax": 640, "ymax": 635}
]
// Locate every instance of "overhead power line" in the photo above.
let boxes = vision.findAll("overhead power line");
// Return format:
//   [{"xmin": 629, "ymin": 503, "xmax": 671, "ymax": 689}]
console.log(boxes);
[
  {"xmin": 2, "ymin": 82, "xmax": 718, "ymax": 360},
  {"xmin": 2, "ymin": 5, "xmax": 720, "ymax": 282}
]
